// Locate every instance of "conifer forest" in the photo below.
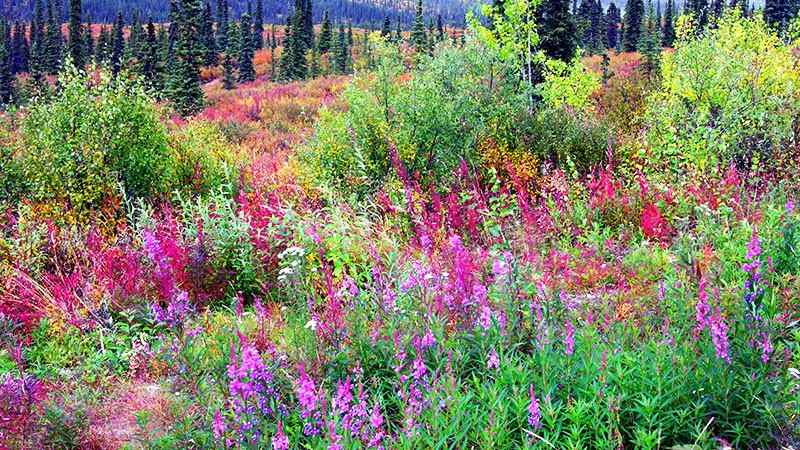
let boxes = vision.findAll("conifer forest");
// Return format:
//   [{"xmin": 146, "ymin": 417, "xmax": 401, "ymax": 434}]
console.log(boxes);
[{"xmin": 1, "ymin": 0, "xmax": 800, "ymax": 448}]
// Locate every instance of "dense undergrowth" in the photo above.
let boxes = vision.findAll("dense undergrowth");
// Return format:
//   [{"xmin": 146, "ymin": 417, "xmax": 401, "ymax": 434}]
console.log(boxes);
[{"xmin": 1, "ymin": 14, "xmax": 800, "ymax": 450}]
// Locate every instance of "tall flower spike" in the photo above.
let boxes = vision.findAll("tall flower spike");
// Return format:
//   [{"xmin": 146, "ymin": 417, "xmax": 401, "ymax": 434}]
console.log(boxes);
[{"xmin": 528, "ymin": 384, "xmax": 542, "ymax": 429}]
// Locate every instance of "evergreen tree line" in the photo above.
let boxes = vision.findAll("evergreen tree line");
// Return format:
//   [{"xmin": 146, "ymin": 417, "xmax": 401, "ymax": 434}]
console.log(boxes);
[
  {"xmin": 1, "ymin": 0, "xmax": 470, "ymax": 30},
  {"xmin": 3, "ymin": 0, "xmax": 799, "ymax": 111}
]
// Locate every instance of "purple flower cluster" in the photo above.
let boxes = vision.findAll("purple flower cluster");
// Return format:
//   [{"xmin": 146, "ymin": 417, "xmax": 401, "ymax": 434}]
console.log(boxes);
[
  {"xmin": 142, "ymin": 230, "xmax": 176, "ymax": 299},
  {"xmin": 709, "ymin": 307, "xmax": 732, "ymax": 364},
  {"xmin": 528, "ymin": 384, "xmax": 542, "ymax": 429},
  {"xmin": 152, "ymin": 291, "xmax": 191, "ymax": 329},
  {"xmin": 564, "ymin": 320, "xmax": 575, "ymax": 356},
  {"xmin": 221, "ymin": 342, "xmax": 285, "ymax": 446}
]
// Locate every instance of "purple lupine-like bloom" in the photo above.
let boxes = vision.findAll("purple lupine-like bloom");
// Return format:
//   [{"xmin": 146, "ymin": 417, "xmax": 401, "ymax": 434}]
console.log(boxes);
[
  {"xmin": 787, "ymin": 200, "xmax": 795, "ymax": 214},
  {"xmin": 528, "ymin": 385, "xmax": 542, "ymax": 429},
  {"xmin": 272, "ymin": 421, "xmax": 289, "ymax": 450},
  {"xmin": 746, "ymin": 230, "xmax": 762, "ymax": 260},
  {"xmin": 152, "ymin": 291, "xmax": 192, "ymax": 329},
  {"xmin": 709, "ymin": 307, "xmax": 732, "ymax": 363},
  {"xmin": 487, "ymin": 346, "xmax": 500, "ymax": 370},
  {"xmin": 564, "ymin": 320, "xmax": 575, "ymax": 356}
]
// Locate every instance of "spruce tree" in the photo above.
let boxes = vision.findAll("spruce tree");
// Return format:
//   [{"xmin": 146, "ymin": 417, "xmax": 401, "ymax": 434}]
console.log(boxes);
[
  {"xmin": 536, "ymin": 0, "xmax": 578, "ymax": 62},
  {"xmin": 301, "ymin": 0, "xmax": 314, "ymax": 47},
  {"xmin": 253, "ymin": 0, "xmax": 264, "ymax": 49},
  {"xmin": 0, "ymin": 22, "xmax": 13, "ymax": 106},
  {"xmin": 309, "ymin": 47, "xmax": 321, "ymax": 77},
  {"xmin": 30, "ymin": 0, "xmax": 46, "ymax": 83},
  {"xmin": 333, "ymin": 22, "xmax": 349, "ymax": 74},
  {"xmin": 228, "ymin": 20, "xmax": 241, "ymax": 60},
  {"xmin": 167, "ymin": 0, "xmax": 206, "ymax": 116},
  {"xmin": 84, "ymin": 13, "xmax": 94, "ymax": 61},
  {"xmin": 764, "ymin": 0, "xmax": 799, "ymax": 32},
  {"xmin": 436, "ymin": 14, "xmax": 444, "ymax": 41},
  {"xmin": 11, "ymin": 21, "xmax": 30, "ymax": 74},
  {"xmin": 95, "ymin": 25, "xmax": 109, "ymax": 64},
  {"xmin": 381, "ymin": 15, "xmax": 391, "ymax": 37},
  {"xmin": 606, "ymin": 2, "xmax": 620, "ymax": 49},
  {"xmin": 221, "ymin": 49, "xmax": 235, "ymax": 89},
  {"xmin": 216, "ymin": 0, "xmax": 229, "ymax": 51},
  {"xmin": 110, "ymin": 11, "xmax": 125, "ymax": 74},
  {"xmin": 348, "ymin": 22, "xmax": 354, "ymax": 46},
  {"xmin": 140, "ymin": 15, "xmax": 161, "ymax": 89},
  {"xmin": 318, "ymin": 10, "xmax": 333, "ymax": 52},
  {"xmin": 238, "ymin": 12, "xmax": 256, "ymax": 82},
  {"xmin": 662, "ymin": 0, "xmax": 675, "ymax": 46},
  {"xmin": 638, "ymin": 6, "xmax": 661, "ymax": 75},
  {"xmin": 655, "ymin": 0, "xmax": 662, "ymax": 32},
  {"xmin": 621, "ymin": 0, "xmax": 644, "ymax": 52},
  {"xmin": 394, "ymin": 17, "xmax": 403, "ymax": 43},
  {"xmin": 125, "ymin": 13, "xmax": 143, "ymax": 65},
  {"xmin": 202, "ymin": 3, "xmax": 218, "ymax": 65},
  {"xmin": 67, "ymin": 0, "xmax": 84, "ymax": 68},
  {"xmin": 45, "ymin": 0, "xmax": 63, "ymax": 75},
  {"xmin": 287, "ymin": 12, "xmax": 308, "ymax": 79},
  {"xmin": 410, "ymin": 0, "xmax": 427, "ymax": 51},
  {"xmin": 278, "ymin": 15, "xmax": 293, "ymax": 78}
]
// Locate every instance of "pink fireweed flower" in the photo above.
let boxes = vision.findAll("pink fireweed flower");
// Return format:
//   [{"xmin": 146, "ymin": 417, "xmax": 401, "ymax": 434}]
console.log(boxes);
[
  {"xmin": 327, "ymin": 421, "xmax": 343, "ymax": 450},
  {"xmin": 528, "ymin": 385, "xmax": 542, "ymax": 429},
  {"xmin": 412, "ymin": 345, "xmax": 427, "ymax": 380},
  {"xmin": 213, "ymin": 409, "xmax": 226, "ymax": 441},
  {"xmin": 333, "ymin": 376, "xmax": 353, "ymax": 414},
  {"xmin": 421, "ymin": 327, "xmax": 435, "ymax": 349},
  {"xmin": 695, "ymin": 276, "xmax": 711, "ymax": 331},
  {"xmin": 487, "ymin": 346, "xmax": 500, "ymax": 370},
  {"xmin": 709, "ymin": 307, "xmax": 732, "ymax": 364},
  {"xmin": 744, "ymin": 228, "xmax": 762, "ymax": 262},
  {"xmin": 564, "ymin": 320, "xmax": 575, "ymax": 356},
  {"xmin": 254, "ymin": 297, "xmax": 265, "ymax": 316},
  {"xmin": 760, "ymin": 332, "xmax": 773, "ymax": 363},
  {"xmin": 787, "ymin": 200, "xmax": 795, "ymax": 214},
  {"xmin": 273, "ymin": 422, "xmax": 289, "ymax": 450},
  {"xmin": 382, "ymin": 288, "xmax": 397, "ymax": 311},
  {"xmin": 369, "ymin": 402, "xmax": 384, "ymax": 428},
  {"xmin": 296, "ymin": 367, "xmax": 318, "ymax": 417}
]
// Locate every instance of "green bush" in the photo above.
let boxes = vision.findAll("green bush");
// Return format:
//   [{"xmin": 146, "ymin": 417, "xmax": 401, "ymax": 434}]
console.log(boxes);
[
  {"xmin": 301, "ymin": 35, "xmax": 527, "ymax": 199},
  {"xmin": 646, "ymin": 13, "xmax": 800, "ymax": 175},
  {"xmin": 19, "ymin": 65, "xmax": 173, "ymax": 212},
  {"xmin": 170, "ymin": 119, "xmax": 241, "ymax": 196},
  {"xmin": 0, "ymin": 114, "xmax": 22, "ymax": 207},
  {"xmin": 513, "ymin": 108, "xmax": 612, "ymax": 174}
]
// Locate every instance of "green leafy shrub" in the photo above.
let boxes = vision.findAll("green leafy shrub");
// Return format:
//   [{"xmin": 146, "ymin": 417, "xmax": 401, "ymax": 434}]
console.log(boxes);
[
  {"xmin": 301, "ymin": 35, "xmax": 526, "ymax": 199},
  {"xmin": 170, "ymin": 119, "xmax": 242, "ymax": 195},
  {"xmin": 515, "ymin": 108, "xmax": 612, "ymax": 174},
  {"xmin": 19, "ymin": 66, "xmax": 172, "ymax": 213},
  {"xmin": 646, "ymin": 12, "xmax": 800, "ymax": 174}
]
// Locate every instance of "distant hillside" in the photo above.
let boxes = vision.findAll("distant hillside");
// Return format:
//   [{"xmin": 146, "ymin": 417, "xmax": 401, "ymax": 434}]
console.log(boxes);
[{"xmin": 1, "ymin": 0, "xmax": 475, "ymax": 27}]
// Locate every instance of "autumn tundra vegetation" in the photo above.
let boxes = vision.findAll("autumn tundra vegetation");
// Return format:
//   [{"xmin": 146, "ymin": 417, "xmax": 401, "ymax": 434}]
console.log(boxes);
[{"xmin": 0, "ymin": 0, "xmax": 800, "ymax": 447}]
